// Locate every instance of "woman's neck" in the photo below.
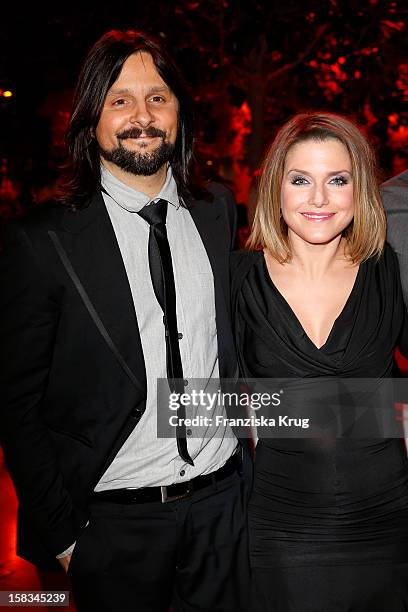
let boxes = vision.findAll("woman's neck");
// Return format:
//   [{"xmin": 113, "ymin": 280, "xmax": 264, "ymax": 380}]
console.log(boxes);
[{"xmin": 285, "ymin": 232, "xmax": 351, "ymax": 279}]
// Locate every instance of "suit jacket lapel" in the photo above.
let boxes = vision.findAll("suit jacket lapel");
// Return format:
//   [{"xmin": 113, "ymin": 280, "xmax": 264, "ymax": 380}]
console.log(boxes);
[
  {"xmin": 187, "ymin": 194, "xmax": 236, "ymax": 379},
  {"xmin": 56, "ymin": 191, "xmax": 146, "ymax": 395},
  {"xmin": 187, "ymin": 195, "xmax": 228, "ymax": 302}
]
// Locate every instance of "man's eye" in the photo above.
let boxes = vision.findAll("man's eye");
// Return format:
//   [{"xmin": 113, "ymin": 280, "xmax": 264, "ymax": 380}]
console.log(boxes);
[
  {"xmin": 330, "ymin": 175, "xmax": 349, "ymax": 186},
  {"xmin": 150, "ymin": 95, "xmax": 165, "ymax": 103},
  {"xmin": 112, "ymin": 99, "xmax": 127, "ymax": 106},
  {"xmin": 290, "ymin": 176, "xmax": 309, "ymax": 185}
]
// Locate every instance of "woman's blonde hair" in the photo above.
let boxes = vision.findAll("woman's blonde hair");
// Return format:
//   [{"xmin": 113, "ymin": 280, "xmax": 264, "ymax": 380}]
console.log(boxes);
[{"xmin": 247, "ymin": 112, "xmax": 386, "ymax": 263}]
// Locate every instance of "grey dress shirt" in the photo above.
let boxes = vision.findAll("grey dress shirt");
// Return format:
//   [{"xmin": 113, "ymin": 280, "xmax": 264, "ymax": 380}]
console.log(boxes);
[{"xmin": 95, "ymin": 165, "xmax": 236, "ymax": 491}]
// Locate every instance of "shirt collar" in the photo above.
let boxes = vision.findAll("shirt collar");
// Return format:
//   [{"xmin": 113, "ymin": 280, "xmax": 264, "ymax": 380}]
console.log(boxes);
[{"xmin": 100, "ymin": 164, "xmax": 180, "ymax": 213}]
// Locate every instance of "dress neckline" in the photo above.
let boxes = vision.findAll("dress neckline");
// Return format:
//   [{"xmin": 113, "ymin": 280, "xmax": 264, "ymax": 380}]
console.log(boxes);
[{"xmin": 261, "ymin": 254, "xmax": 363, "ymax": 352}]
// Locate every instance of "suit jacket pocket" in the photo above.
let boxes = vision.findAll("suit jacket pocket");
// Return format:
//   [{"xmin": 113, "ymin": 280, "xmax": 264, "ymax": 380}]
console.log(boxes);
[{"xmin": 47, "ymin": 425, "xmax": 93, "ymax": 448}]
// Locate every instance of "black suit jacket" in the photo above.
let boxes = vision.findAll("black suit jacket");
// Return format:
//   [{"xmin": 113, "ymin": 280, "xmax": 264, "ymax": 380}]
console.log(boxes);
[{"xmin": 0, "ymin": 183, "xmax": 244, "ymax": 566}]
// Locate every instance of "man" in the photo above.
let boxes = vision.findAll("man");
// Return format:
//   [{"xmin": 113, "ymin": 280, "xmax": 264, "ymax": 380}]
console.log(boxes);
[
  {"xmin": 382, "ymin": 169, "xmax": 408, "ymax": 306},
  {"xmin": 0, "ymin": 30, "xmax": 251, "ymax": 612},
  {"xmin": 382, "ymin": 168, "xmax": 408, "ymax": 385}
]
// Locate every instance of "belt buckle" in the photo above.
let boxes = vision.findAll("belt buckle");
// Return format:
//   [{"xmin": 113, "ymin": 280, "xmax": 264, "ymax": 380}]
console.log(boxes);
[{"xmin": 160, "ymin": 483, "xmax": 192, "ymax": 503}]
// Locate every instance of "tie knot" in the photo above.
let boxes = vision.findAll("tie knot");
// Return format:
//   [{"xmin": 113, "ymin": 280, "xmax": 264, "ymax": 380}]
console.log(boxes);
[{"xmin": 138, "ymin": 199, "xmax": 168, "ymax": 226}]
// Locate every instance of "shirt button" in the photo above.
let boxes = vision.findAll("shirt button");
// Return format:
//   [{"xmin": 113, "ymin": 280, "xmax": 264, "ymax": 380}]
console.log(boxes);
[
  {"xmin": 178, "ymin": 333, "xmax": 183, "ymax": 339},
  {"xmin": 186, "ymin": 429, "xmax": 192, "ymax": 436},
  {"xmin": 180, "ymin": 470, "xmax": 185, "ymax": 477},
  {"xmin": 184, "ymin": 379, "xmax": 188, "ymax": 387}
]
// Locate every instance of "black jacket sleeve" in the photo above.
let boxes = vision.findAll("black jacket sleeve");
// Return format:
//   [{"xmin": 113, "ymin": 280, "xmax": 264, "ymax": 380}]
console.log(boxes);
[
  {"xmin": 383, "ymin": 242, "xmax": 408, "ymax": 359},
  {"xmin": 0, "ymin": 221, "xmax": 84, "ymax": 557},
  {"xmin": 399, "ymin": 304, "xmax": 408, "ymax": 358}
]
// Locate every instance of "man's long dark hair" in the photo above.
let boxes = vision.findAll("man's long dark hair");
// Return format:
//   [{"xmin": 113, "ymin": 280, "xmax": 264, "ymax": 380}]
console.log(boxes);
[{"xmin": 59, "ymin": 30, "xmax": 199, "ymax": 209}]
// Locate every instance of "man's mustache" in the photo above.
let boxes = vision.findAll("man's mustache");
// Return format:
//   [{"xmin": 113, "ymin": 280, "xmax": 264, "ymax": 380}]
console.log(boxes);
[{"xmin": 117, "ymin": 127, "xmax": 166, "ymax": 140}]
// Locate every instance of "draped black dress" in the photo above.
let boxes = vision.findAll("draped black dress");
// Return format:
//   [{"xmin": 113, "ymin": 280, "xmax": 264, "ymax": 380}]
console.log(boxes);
[{"xmin": 231, "ymin": 245, "xmax": 408, "ymax": 612}]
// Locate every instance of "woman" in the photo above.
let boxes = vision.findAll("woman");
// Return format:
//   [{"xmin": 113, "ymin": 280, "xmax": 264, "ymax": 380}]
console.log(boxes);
[{"xmin": 231, "ymin": 113, "xmax": 408, "ymax": 611}]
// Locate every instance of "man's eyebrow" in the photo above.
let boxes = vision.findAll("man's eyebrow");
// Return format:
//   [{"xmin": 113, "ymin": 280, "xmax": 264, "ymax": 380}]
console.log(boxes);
[
  {"xmin": 106, "ymin": 86, "xmax": 171, "ymax": 97},
  {"xmin": 147, "ymin": 86, "xmax": 171, "ymax": 94}
]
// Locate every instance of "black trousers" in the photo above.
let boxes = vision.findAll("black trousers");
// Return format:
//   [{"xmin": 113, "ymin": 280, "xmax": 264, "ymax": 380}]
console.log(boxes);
[{"xmin": 68, "ymin": 471, "xmax": 251, "ymax": 612}]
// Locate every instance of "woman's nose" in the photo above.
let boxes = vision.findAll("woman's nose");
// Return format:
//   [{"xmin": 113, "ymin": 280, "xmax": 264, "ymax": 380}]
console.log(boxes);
[{"xmin": 310, "ymin": 183, "xmax": 329, "ymax": 207}]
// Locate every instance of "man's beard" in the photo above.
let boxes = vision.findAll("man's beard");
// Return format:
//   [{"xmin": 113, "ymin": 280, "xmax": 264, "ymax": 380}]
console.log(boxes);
[{"xmin": 99, "ymin": 126, "xmax": 175, "ymax": 176}]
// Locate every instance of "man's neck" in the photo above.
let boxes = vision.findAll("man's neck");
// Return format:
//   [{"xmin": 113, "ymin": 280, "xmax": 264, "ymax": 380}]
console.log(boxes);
[{"xmin": 101, "ymin": 160, "xmax": 168, "ymax": 198}]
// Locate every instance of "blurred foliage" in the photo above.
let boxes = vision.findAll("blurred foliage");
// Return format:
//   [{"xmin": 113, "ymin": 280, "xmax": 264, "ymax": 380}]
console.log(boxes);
[{"xmin": 0, "ymin": 0, "xmax": 406, "ymax": 202}]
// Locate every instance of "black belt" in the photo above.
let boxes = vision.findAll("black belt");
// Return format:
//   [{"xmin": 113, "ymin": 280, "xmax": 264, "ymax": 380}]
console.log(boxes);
[{"xmin": 92, "ymin": 447, "xmax": 242, "ymax": 504}]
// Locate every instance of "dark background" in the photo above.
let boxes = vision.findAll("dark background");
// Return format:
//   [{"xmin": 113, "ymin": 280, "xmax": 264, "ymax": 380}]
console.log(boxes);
[{"xmin": 0, "ymin": 0, "xmax": 406, "ymax": 214}]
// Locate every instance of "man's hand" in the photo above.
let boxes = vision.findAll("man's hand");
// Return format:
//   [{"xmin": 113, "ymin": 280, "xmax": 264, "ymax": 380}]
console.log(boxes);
[{"xmin": 58, "ymin": 553, "xmax": 72, "ymax": 573}]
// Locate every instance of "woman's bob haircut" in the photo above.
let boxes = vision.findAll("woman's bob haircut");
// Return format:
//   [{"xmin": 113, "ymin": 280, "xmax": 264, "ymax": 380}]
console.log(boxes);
[{"xmin": 247, "ymin": 112, "xmax": 386, "ymax": 263}]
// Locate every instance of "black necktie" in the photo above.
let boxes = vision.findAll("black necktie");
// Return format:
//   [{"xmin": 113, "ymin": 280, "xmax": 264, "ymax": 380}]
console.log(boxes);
[{"xmin": 138, "ymin": 199, "xmax": 194, "ymax": 466}]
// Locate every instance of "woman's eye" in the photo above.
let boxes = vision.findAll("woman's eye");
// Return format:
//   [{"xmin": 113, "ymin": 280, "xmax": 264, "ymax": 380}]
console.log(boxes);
[
  {"xmin": 150, "ymin": 95, "xmax": 165, "ymax": 103},
  {"xmin": 330, "ymin": 175, "xmax": 349, "ymax": 186},
  {"xmin": 112, "ymin": 99, "xmax": 127, "ymax": 106},
  {"xmin": 290, "ymin": 176, "xmax": 309, "ymax": 185}
]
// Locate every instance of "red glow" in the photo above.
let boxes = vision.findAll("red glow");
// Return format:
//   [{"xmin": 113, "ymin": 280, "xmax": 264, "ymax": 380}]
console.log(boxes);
[{"xmin": 388, "ymin": 113, "xmax": 399, "ymax": 126}]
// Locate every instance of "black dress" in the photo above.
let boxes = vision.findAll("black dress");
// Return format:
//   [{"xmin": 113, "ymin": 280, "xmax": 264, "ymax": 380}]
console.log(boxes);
[{"xmin": 231, "ymin": 245, "xmax": 408, "ymax": 612}]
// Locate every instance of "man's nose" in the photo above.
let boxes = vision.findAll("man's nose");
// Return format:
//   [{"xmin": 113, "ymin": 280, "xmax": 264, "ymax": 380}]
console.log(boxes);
[{"xmin": 129, "ymin": 101, "xmax": 154, "ymax": 127}]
